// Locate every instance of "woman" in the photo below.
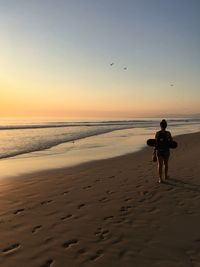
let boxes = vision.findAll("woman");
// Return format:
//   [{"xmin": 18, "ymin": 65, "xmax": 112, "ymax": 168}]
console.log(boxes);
[{"xmin": 155, "ymin": 119, "xmax": 173, "ymax": 183}]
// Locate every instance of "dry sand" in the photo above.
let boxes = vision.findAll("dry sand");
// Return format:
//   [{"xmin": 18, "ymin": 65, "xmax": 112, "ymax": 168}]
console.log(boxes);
[{"xmin": 1, "ymin": 132, "xmax": 200, "ymax": 267}]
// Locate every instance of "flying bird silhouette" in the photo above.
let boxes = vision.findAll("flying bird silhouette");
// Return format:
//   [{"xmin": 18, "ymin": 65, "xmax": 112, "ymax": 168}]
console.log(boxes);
[{"xmin": 110, "ymin": 63, "xmax": 114, "ymax": 66}]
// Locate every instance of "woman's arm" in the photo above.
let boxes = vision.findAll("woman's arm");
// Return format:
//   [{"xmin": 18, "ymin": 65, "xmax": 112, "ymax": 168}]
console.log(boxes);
[{"xmin": 168, "ymin": 131, "xmax": 173, "ymax": 141}]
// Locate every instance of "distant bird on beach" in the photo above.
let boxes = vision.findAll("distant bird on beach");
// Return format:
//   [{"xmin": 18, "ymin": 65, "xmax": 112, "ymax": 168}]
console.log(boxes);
[
  {"xmin": 123, "ymin": 67, "xmax": 127, "ymax": 70},
  {"xmin": 170, "ymin": 84, "xmax": 174, "ymax": 87},
  {"xmin": 110, "ymin": 63, "xmax": 114, "ymax": 66}
]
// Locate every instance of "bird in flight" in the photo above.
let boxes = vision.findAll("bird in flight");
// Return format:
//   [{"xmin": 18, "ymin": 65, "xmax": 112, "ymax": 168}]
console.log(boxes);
[
  {"xmin": 123, "ymin": 67, "xmax": 127, "ymax": 70},
  {"xmin": 110, "ymin": 63, "xmax": 114, "ymax": 66}
]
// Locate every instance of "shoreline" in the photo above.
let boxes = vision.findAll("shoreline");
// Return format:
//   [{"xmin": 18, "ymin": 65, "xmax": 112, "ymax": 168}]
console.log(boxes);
[
  {"xmin": 0, "ymin": 127, "xmax": 149, "ymax": 179},
  {"xmin": 1, "ymin": 131, "xmax": 200, "ymax": 266},
  {"xmin": 0, "ymin": 130, "xmax": 198, "ymax": 182},
  {"xmin": 1, "ymin": 121, "xmax": 200, "ymax": 179}
]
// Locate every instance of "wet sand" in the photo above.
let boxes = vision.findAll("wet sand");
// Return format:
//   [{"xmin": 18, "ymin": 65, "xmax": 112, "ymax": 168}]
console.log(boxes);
[{"xmin": 1, "ymin": 132, "xmax": 200, "ymax": 267}]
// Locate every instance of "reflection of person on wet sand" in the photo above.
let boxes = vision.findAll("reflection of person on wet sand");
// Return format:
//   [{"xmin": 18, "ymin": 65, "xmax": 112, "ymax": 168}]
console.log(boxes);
[{"xmin": 155, "ymin": 119, "xmax": 173, "ymax": 183}]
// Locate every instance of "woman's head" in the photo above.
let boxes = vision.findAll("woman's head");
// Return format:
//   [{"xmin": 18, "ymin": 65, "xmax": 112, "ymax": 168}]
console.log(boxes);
[{"xmin": 160, "ymin": 119, "xmax": 167, "ymax": 130}]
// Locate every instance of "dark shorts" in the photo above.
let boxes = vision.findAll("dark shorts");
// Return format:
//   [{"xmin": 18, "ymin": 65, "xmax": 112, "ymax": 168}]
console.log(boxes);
[{"xmin": 156, "ymin": 150, "xmax": 170, "ymax": 160}]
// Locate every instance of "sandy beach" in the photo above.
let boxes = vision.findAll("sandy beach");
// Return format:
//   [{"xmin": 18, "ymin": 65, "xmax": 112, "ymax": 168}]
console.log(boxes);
[{"xmin": 1, "ymin": 131, "xmax": 200, "ymax": 267}]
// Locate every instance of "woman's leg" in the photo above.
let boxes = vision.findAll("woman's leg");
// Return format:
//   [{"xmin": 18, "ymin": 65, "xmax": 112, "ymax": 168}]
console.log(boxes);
[
  {"xmin": 164, "ymin": 158, "xmax": 169, "ymax": 180},
  {"xmin": 157, "ymin": 156, "xmax": 163, "ymax": 182}
]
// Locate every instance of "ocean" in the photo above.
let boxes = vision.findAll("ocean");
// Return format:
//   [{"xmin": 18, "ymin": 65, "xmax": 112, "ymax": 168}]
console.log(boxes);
[{"xmin": 1, "ymin": 117, "xmax": 200, "ymax": 177}]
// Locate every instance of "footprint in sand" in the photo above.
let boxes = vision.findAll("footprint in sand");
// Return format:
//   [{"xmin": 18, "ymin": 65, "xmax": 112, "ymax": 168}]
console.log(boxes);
[
  {"xmin": 44, "ymin": 237, "xmax": 54, "ymax": 243},
  {"xmin": 120, "ymin": 205, "xmax": 132, "ymax": 213},
  {"xmin": 32, "ymin": 225, "xmax": 42, "ymax": 234},
  {"xmin": 83, "ymin": 185, "xmax": 92, "ymax": 190},
  {"xmin": 106, "ymin": 190, "xmax": 115, "ymax": 195},
  {"xmin": 82, "ymin": 250, "xmax": 104, "ymax": 264},
  {"xmin": 166, "ymin": 187, "xmax": 175, "ymax": 191},
  {"xmin": 117, "ymin": 206, "xmax": 132, "ymax": 222},
  {"xmin": 77, "ymin": 203, "xmax": 85, "ymax": 209},
  {"xmin": 62, "ymin": 239, "xmax": 79, "ymax": 248},
  {"xmin": 13, "ymin": 209, "xmax": 25, "ymax": 215},
  {"xmin": 2, "ymin": 243, "xmax": 20, "ymax": 254},
  {"xmin": 111, "ymin": 234, "xmax": 124, "ymax": 244},
  {"xmin": 124, "ymin": 197, "xmax": 132, "ymax": 202},
  {"xmin": 178, "ymin": 201, "xmax": 185, "ymax": 206},
  {"xmin": 139, "ymin": 191, "xmax": 148, "ymax": 196},
  {"xmin": 108, "ymin": 175, "xmax": 115, "ymax": 179},
  {"xmin": 98, "ymin": 197, "xmax": 109, "ymax": 203},
  {"xmin": 95, "ymin": 228, "xmax": 111, "ymax": 241},
  {"xmin": 138, "ymin": 197, "xmax": 146, "ymax": 203},
  {"xmin": 76, "ymin": 248, "xmax": 86, "ymax": 255},
  {"xmin": 88, "ymin": 250, "xmax": 104, "ymax": 261},
  {"xmin": 40, "ymin": 259, "xmax": 54, "ymax": 267},
  {"xmin": 40, "ymin": 200, "xmax": 53, "ymax": 205},
  {"xmin": 147, "ymin": 207, "xmax": 160, "ymax": 214},
  {"xmin": 60, "ymin": 214, "xmax": 73, "ymax": 221},
  {"xmin": 150, "ymin": 195, "xmax": 162, "ymax": 203},
  {"xmin": 115, "ymin": 217, "xmax": 127, "ymax": 224},
  {"xmin": 61, "ymin": 191, "xmax": 69, "ymax": 195},
  {"xmin": 103, "ymin": 215, "xmax": 114, "ymax": 221}
]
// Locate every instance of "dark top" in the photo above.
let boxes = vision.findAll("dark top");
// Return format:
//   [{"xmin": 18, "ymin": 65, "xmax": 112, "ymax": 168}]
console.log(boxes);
[{"xmin": 155, "ymin": 130, "xmax": 172, "ymax": 152}]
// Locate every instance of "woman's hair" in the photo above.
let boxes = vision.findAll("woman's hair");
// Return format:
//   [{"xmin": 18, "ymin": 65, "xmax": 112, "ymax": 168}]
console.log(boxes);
[{"xmin": 160, "ymin": 119, "xmax": 167, "ymax": 129}]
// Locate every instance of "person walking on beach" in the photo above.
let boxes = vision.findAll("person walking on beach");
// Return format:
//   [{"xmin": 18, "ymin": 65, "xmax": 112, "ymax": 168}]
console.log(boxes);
[{"xmin": 155, "ymin": 119, "xmax": 173, "ymax": 183}]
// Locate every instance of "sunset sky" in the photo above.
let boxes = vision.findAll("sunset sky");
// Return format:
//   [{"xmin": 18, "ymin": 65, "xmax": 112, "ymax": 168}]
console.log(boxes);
[{"xmin": 1, "ymin": 0, "xmax": 200, "ymax": 118}]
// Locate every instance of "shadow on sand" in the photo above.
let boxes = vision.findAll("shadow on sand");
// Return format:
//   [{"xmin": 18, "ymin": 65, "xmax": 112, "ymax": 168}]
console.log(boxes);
[{"xmin": 164, "ymin": 178, "xmax": 200, "ymax": 193}]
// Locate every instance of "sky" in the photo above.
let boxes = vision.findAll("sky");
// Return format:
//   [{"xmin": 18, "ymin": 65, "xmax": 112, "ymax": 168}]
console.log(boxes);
[{"xmin": 0, "ymin": 0, "xmax": 200, "ymax": 118}]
